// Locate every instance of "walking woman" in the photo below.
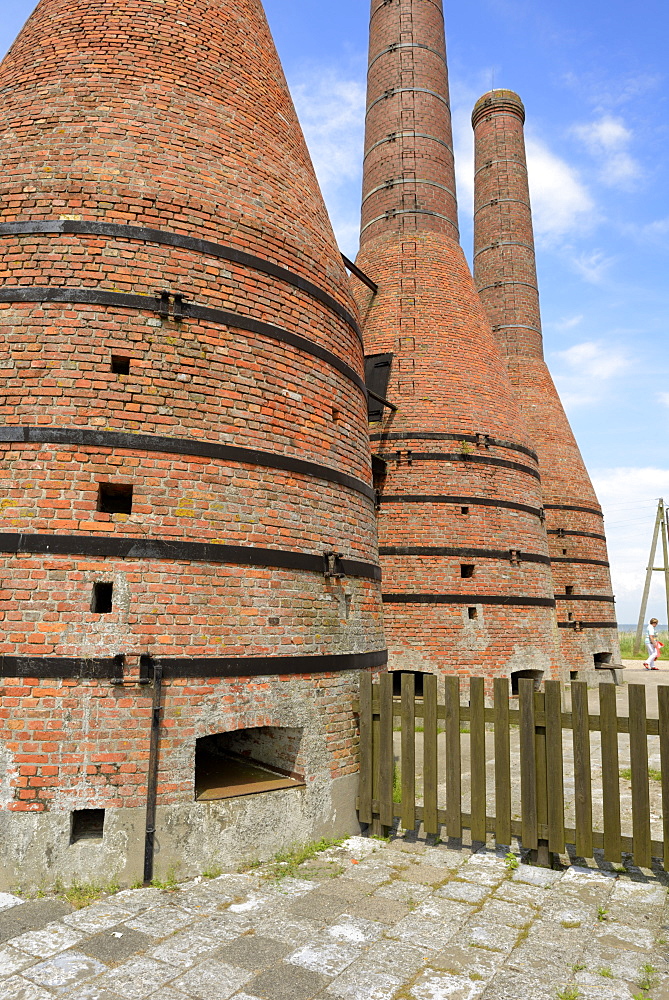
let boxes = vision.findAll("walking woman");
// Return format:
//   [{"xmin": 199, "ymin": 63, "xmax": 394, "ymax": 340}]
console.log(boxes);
[{"xmin": 644, "ymin": 618, "xmax": 661, "ymax": 669}]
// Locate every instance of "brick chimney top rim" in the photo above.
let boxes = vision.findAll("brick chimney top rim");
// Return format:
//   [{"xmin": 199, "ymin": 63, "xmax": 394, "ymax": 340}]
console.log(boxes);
[{"xmin": 472, "ymin": 90, "xmax": 525, "ymax": 128}]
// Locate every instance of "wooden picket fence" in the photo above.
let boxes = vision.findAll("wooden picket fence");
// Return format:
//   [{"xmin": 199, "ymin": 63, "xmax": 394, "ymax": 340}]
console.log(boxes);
[{"xmin": 357, "ymin": 673, "xmax": 669, "ymax": 868}]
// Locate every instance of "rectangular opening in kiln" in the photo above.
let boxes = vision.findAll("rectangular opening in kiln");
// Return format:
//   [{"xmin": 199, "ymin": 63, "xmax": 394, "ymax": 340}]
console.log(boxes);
[
  {"xmin": 71, "ymin": 808, "xmax": 105, "ymax": 843},
  {"xmin": 98, "ymin": 483, "xmax": 133, "ymax": 515},
  {"xmin": 194, "ymin": 726, "xmax": 305, "ymax": 802},
  {"xmin": 91, "ymin": 582, "xmax": 113, "ymax": 614}
]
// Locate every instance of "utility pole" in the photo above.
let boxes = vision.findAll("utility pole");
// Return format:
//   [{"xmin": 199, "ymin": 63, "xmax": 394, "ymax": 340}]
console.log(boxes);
[{"xmin": 634, "ymin": 498, "xmax": 669, "ymax": 652}]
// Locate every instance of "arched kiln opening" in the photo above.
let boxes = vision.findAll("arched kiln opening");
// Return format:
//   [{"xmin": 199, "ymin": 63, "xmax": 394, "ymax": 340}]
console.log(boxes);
[
  {"xmin": 510, "ymin": 669, "xmax": 544, "ymax": 696},
  {"xmin": 194, "ymin": 726, "xmax": 305, "ymax": 802}
]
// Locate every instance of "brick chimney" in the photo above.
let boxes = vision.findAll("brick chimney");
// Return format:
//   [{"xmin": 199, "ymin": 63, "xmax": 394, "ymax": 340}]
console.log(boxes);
[
  {"xmin": 0, "ymin": 0, "xmax": 385, "ymax": 888},
  {"xmin": 353, "ymin": 0, "xmax": 560, "ymax": 685},
  {"xmin": 472, "ymin": 89, "xmax": 619, "ymax": 670}
]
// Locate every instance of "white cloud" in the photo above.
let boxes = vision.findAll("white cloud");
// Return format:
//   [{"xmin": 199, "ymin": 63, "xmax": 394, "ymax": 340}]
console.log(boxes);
[
  {"xmin": 552, "ymin": 314, "xmax": 584, "ymax": 332},
  {"xmin": 525, "ymin": 137, "xmax": 595, "ymax": 243},
  {"xmin": 552, "ymin": 340, "xmax": 630, "ymax": 407},
  {"xmin": 572, "ymin": 114, "xmax": 641, "ymax": 189},
  {"xmin": 570, "ymin": 249, "xmax": 616, "ymax": 284},
  {"xmin": 289, "ymin": 69, "xmax": 366, "ymax": 256},
  {"xmin": 659, "ymin": 392, "xmax": 669, "ymax": 408},
  {"xmin": 591, "ymin": 468, "xmax": 669, "ymax": 624}
]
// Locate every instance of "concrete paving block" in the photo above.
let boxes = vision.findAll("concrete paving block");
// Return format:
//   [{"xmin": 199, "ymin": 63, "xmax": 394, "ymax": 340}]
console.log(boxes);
[
  {"xmin": 561, "ymin": 866, "xmax": 617, "ymax": 885},
  {"xmin": 582, "ymin": 939, "xmax": 669, "ymax": 981},
  {"xmin": 190, "ymin": 910, "xmax": 254, "ymax": 942},
  {"xmin": 9, "ymin": 921, "xmax": 83, "ymax": 958},
  {"xmin": 541, "ymin": 897, "xmax": 593, "ymax": 926},
  {"xmin": 262, "ymin": 878, "xmax": 317, "ymax": 898},
  {"xmin": 343, "ymin": 866, "xmax": 395, "ymax": 887},
  {"xmin": 474, "ymin": 898, "xmax": 535, "ymax": 928},
  {"xmin": 22, "ymin": 950, "xmax": 107, "ymax": 990},
  {"xmin": 317, "ymin": 879, "xmax": 376, "ymax": 904},
  {"xmin": 251, "ymin": 911, "xmax": 317, "ymax": 948},
  {"xmin": 346, "ymin": 895, "xmax": 409, "ymax": 925},
  {"xmin": 480, "ymin": 970, "xmax": 558, "ymax": 999},
  {"xmin": 78, "ymin": 927, "xmax": 153, "ymax": 967},
  {"xmin": 407, "ymin": 969, "xmax": 486, "ymax": 999},
  {"xmin": 397, "ymin": 865, "xmax": 452, "ymax": 886},
  {"xmin": 414, "ymin": 898, "xmax": 474, "ymax": 924},
  {"xmin": 109, "ymin": 889, "xmax": 168, "ymax": 914},
  {"xmin": 0, "ymin": 895, "xmax": 25, "ymax": 912},
  {"xmin": 387, "ymin": 913, "xmax": 459, "ymax": 951},
  {"xmin": 374, "ymin": 881, "xmax": 433, "ymax": 904},
  {"xmin": 139, "ymin": 990, "xmax": 191, "ymax": 1000},
  {"xmin": 170, "ymin": 958, "xmax": 253, "ymax": 999},
  {"xmin": 122, "ymin": 905, "xmax": 193, "ymax": 939},
  {"xmin": 435, "ymin": 882, "xmax": 490, "ymax": 905},
  {"xmin": 360, "ymin": 938, "xmax": 429, "ymax": 978},
  {"xmin": 89, "ymin": 956, "xmax": 177, "ymax": 998},
  {"xmin": 429, "ymin": 942, "xmax": 505, "ymax": 979},
  {"xmin": 287, "ymin": 936, "xmax": 362, "ymax": 977},
  {"xmin": 149, "ymin": 926, "xmax": 223, "ymax": 968},
  {"xmin": 610, "ymin": 881, "xmax": 666, "ymax": 907},
  {"xmin": 459, "ymin": 920, "xmax": 519, "ymax": 953},
  {"xmin": 419, "ymin": 848, "xmax": 469, "ymax": 869},
  {"xmin": 288, "ymin": 892, "xmax": 350, "ymax": 923},
  {"xmin": 0, "ymin": 900, "xmax": 74, "ymax": 945},
  {"xmin": 511, "ymin": 864, "xmax": 563, "ymax": 887},
  {"xmin": 326, "ymin": 915, "xmax": 385, "ymax": 945},
  {"xmin": 247, "ymin": 962, "xmax": 332, "ymax": 1000},
  {"xmin": 506, "ymin": 919, "xmax": 587, "ymax": 975},
  {"xmin": 575, "ymin": 970, "xmax": 640, "ymax": 998},
  {"xmin": 455, "ymin": 861, "xmax": 506, "ymax": 888},
  {"xmin": 0, "ymin": 945, "xmax": 35, "ymax": 977},
  {"xmin": 339, "ymin": 837, "xmax": 384, "ymax": 859},
  {"xmin": 595, "ymin": 923, "xmax": 656, "ymax": 950},
  {"xmin": 63, "ymin": 902, "xmax": 134, "ymax": 934},
  {"xmin": 325, "ymin": 966, "xmax": 402, "ymax": 1000},
  {"xmin": 0, "ymin": 975, "xmax": 54, "ymax": 1000},
  {"xmin": 67, "ymin": 986, "xmax": 129, "ymax": 1000},
  {"xmin": 492, "ymin": 881, "xmax": 544, "ymax": 907},
  {"xmin": 214, "ymin": 934, "xmax": 291, "ymax": 971}
]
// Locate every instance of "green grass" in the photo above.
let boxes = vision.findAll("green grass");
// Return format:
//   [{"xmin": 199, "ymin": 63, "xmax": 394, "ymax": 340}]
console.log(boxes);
[
  {"xmin": 637, "ymin": 963, "xmax": 660, "ymax": 993},
  {"xmin": 504, "ymin": 852, "xmax": 519, "ymax": 871},
  {"xmin": 619, "ymin": 766, "xmax": 662, "ymax": 782},
  {"xmin": 619, "ymin": 630, "xmax": 668, "ymax": 660},
  {"xmin": 598, "ymin": 967, "xmax": 614, "ymax": 978},
  {"xmin": 556, "ymin": 987, "xmax": 581, "ymax": 1000},
  {"xmin": 27, "ymin": 879, "xmax": 121, "ymax": 909},
  {"xmin": 262, "ymin": 837, "xmax": 346, "ymax": 881},
  {"xmin": 393, "ymin": 763, "xmax": 402, "ymax": 803},
  {"xmin": 597, "ymin": 906, "xmax": 609, "ymax": 922}
]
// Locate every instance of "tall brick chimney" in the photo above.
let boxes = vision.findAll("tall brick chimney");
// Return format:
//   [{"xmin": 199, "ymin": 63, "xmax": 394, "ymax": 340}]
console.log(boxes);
[
  {"xmin": 0, "ymin": 0, "xmax": 385, "ymax": 888},
  {"xmin": 352, "ymin": 0, "xmax": 560, "ymax": 685},
  {"xmin": 472, "ymin": 89, "xmax": 619, "ymax": 671}
]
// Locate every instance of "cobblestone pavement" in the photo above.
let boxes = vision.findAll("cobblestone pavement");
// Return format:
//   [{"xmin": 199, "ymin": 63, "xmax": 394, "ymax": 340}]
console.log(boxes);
[{"xmin": 1, "ymin": 836, "xmax": 668, "ymax": 999}]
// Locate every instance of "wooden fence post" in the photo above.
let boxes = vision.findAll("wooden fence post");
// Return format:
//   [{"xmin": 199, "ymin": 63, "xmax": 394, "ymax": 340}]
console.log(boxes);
[
  {"xmin": 379, "ymin": 672, "xmax": 394, "ymax": 834},
  {"xmin": 423, "ymin": 674, "xmax": 439, "ymax": 836},
  {"xmin": 629, "ymin": 684, "xmax": 651, "ymax": 868},
  {"xmin": 519, "ymin": 678, "xmax": 538, "ymax": 851},
  {"xmin": 400, "ymin": 672, "xmax": 416, "ymax": 833},
  {"xmin": 444, "ymin": 675, "xmax": 462, "ymax": 840},
  {"xmin": 545, "ymin": 680, "xmax": 565, "ymax": 856},
  {"xmin": 534, "ymin": 689, "xmax": 551, "ymax": 867},
  {"xmin": 494, "ymin": 677, "xmax": 511, "ymax": 847}
]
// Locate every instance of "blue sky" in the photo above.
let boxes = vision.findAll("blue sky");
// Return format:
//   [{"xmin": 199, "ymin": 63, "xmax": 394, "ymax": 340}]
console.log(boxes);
[{"xmin": 2, "ymin": 1, "xmax": 668, "ymax": 623}]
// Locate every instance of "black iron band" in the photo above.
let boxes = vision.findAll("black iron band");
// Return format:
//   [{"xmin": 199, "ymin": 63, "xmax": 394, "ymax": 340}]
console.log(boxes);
[
  {"xmin": 370, "ymin": 431, "xmax": 538, "ymax": 463},
  {"xmin": 378, "ymin": 494, "xmax": 543, "ymax": 519},
  {"xmin": 550, "ymin": 557, "xmax": 610, "ymax": 567},
  {"xmin": 382, "ymin": 594, "xmax": 556, "ymax": 608},
  {"xmin": 377, "ymin": 450, "xmax": 541, "ymax": 480},
  {"xmin": 0, "ymin": 287, "xmax": 366, "ymax": 397},
  {"xmin": 379, "ymin": 546, "xmax": 551, "ymax": 565},
  {"xmin": 555, "ymin": 594, "xmax": 616, "ymax": 603},
  {"xmin": 0, "ymin": 648, "xmax": 388, "ymax": 680},
  {"xmin": 0, "ymin": 533, "xmax": 382, "ymax": 582},
  {"xmin": 368, "ymin": 42, "xmax": 447, "ymax": 69},
  {"xmin": 0, "ymin": 221, "xmax": 361, "ymax": 341},
  {"xmin": 367, "ymin": 87, "xmax": 451, "ymax": 115},
  {"xmin": 544, "ymin": 503, "xmax": 603, "ymax": 518},
  {"xmin": 0, "ymin": 427, "xmax": 375, "ymax": 503},
  {"xmin": 548, "ymin": 529, "xmax": 607, "ymax": 542},
  {"xmin": 558, "ymin": 622, "xmax": 618, "ymax": 630},
  {"xmin": 364, "ymin": 131, "xmax": 454, "ymax": 162}
]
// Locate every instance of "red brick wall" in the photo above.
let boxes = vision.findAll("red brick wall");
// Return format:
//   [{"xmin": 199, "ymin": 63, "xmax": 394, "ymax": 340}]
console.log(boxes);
[
  {"xmin": 0, "ymin": 0, "xmax": 385, "ymax": 823},
  {"xmin": 355, "ymin": 0, "xmax": 561, "ymax": 685},
  {"xmin": 472, "ymin": 91, "xmax": 619, "ymax": 670}
]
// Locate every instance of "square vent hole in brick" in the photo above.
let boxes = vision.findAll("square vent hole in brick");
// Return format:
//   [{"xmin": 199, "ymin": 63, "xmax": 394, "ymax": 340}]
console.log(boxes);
[
  {"xmin": 71, "ymin": 808, "xmax": 105, "ymax": 844},
  {"xmin": 98, "ymin": 482, "xmax": 133, "ymax": 515},
  {"xmin": 194, "ymin": 726, "xmax": 305, "ymax": 801},
  {"xmin": 461, "ymin": 564, "xmax": 475, "ymax": 578},
  {"xmin": 91, "ymin": 581, "xmax": 114, "ymax": 614},
  {"xmin": 111, "ymin": 355, "xmax": 131, "ymax": 375}
]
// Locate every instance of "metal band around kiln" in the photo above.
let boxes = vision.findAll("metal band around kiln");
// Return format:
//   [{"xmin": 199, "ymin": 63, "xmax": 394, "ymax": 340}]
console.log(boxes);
[
  {"xmin": 0, "ymin": 221, "xmax": 361, "ymax": 341},
  {"xmin": 0, "ymin": 427, "xmax": 376, "ymax": 503},
  {"xmin": 0, "ymin": 287, "xmax": 366, "ymax": 397}
]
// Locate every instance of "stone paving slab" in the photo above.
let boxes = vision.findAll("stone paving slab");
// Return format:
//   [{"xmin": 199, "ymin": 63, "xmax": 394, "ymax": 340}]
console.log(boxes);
[{"xmin": 0, "ymin": 835, "xmax": 668, "ymax": 999}]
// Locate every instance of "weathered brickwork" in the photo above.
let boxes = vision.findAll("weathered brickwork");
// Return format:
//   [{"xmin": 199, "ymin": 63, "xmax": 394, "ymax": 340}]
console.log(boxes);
[
  {"xmin": 354, "ymin": 0, "xmax": 561, "ymax": 686},
  {"xmin": 0, "ymin": 0, "xmax": 385, "ymax": 883},
  {"xmin": 472, "ymin": 90, "xmax": 619, "ymax": 671}
]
